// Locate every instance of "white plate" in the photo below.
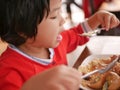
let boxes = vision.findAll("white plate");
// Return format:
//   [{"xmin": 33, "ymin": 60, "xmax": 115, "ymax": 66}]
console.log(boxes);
[
  {"xmin": 79, "ymin": 54, "xmax": 114, "ymax": 90},
  {"xmin": 80, "ymin": 54, "xmax": 113, "ymax": 66}
]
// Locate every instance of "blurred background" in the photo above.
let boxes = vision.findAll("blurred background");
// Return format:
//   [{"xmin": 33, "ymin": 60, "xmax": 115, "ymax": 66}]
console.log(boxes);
[{"xmin": 61, "ymin": 0, "xmax": 120, "ymax": 36}]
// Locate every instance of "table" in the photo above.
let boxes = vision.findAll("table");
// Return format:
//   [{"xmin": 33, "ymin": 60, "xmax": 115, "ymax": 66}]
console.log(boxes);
[{"xmin": 73, "ymin": 36, "xmax": 120, "ymax": 69}]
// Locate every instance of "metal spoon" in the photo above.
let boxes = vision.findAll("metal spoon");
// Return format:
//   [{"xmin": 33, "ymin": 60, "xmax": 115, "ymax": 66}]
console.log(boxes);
[{"xmin": 79, "ymin": 28, "xmax": 105, "ymax": 37}]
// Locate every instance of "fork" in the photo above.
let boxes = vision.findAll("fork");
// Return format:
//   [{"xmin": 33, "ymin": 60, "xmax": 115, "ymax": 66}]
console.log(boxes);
[
  {"xmin": 81, "ymin": 55, "xmax": 120, "ymax": 79},
  {"xmin": 79, "ymin": 28, "xmax": 105, "ymax": 37}
]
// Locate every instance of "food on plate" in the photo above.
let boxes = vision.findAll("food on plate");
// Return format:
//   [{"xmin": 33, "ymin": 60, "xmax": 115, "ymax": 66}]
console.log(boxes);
[
  {"xmin": 78, "ymin": 55, "xmax": 120, "ymax": 90},
  {"xmin": 105, "ymin": 72, "xmax": 120, "ymax": 90}
]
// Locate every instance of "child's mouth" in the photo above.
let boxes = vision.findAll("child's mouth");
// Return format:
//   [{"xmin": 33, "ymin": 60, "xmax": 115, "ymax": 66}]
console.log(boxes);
[{"xmin": 57, "ymin": 34, "xmax": 62, "ymax": 42}]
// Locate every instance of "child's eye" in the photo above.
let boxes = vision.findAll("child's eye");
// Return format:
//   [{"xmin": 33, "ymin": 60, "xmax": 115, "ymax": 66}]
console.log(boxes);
[{"xmin": 50, "ymin": 16, "xmax": 57, "ymax": 19}]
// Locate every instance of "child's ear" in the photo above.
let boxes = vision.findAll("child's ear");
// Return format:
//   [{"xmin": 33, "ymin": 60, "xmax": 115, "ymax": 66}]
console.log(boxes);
[{"xmin": 18, "ymin": 32, "xmax": 28, "ymax": 39}]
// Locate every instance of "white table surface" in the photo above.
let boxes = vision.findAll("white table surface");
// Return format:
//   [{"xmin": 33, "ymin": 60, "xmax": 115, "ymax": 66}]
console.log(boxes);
[{"xmin": 87, "ymin": 36, "xmax": 120, "ymax": 54}]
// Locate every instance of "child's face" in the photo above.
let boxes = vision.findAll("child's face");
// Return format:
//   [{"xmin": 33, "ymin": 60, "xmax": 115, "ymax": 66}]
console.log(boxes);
[{"xmin": 26, "ymin": 0, "xmax": 65, "ymax": 48}]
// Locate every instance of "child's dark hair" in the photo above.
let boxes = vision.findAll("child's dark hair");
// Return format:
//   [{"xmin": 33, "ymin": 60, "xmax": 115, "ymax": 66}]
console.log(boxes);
[{"xmin": 0, "ymin": 0, "xmax": 50, "ymax": 46}]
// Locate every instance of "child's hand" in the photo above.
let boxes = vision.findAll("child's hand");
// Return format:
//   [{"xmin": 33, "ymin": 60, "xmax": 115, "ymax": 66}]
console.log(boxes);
[
  {"xmin": 87, "ymin": 10, "xmax": 120, "ymax": 31},
  {"xmin": 21, "ymin": 65, "xmax": 82, "ymax": 90},
  {"xmin": 96, "ymin": 10, "xmax": 120, "ymax": 30}
]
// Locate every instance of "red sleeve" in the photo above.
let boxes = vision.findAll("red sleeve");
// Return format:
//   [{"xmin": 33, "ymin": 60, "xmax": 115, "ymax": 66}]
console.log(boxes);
[
  {"xmin": 61, "ymin": 24, "xmax": 89, "ymax": 53},
  {"xmin": 0, "ymin": 69, "xmax": 24, "ymax": 90}
]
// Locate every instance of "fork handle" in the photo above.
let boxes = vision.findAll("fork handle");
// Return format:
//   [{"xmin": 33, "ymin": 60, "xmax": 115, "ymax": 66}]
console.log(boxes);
[{"xmin": 81, "ymin": 70, "xmax": 99, "ymax": 79}]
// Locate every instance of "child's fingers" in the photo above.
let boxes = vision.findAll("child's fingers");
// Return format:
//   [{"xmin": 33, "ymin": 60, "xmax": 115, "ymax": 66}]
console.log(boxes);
[
  {"xmin": 103, "ymin": 14, "xmax": 113, "ymax": 31},
  {"xmin": 110, "ymin": 15, "xmax": 120, "ymax": 29}
]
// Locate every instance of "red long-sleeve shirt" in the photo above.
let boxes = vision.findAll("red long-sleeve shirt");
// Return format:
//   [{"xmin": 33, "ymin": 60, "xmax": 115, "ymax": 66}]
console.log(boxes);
[{"xmin": 0, "ymin": 24, "xmax": 89, "ymax": 90}]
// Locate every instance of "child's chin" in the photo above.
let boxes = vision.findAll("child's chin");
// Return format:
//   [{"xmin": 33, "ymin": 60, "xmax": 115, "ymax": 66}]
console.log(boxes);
[{"xmin": 53, "ymin": 42, "xmax": 60, "ymax": 48}]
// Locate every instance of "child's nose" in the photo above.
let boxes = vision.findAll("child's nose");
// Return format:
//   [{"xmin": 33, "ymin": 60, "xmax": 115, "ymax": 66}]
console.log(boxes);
[{"xmin": 60, "ymin": 16, "xmax": 65, "ymax": 26}]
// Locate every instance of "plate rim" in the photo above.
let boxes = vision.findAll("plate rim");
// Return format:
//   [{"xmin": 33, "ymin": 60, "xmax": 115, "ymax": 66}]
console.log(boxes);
[
  {"xmin": 79, "ymin": 54, "xmax": 114, "ymax": 90},
  {"xmin": 80, "ymin": 54, "xmax": 114, "ymax": 66}
]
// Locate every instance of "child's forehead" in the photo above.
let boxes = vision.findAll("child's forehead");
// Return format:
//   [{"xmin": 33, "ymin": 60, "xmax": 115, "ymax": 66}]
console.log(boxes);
[
  {"xmin": 50, "ymin": 0, "xmax": 62, "ymax": 11},
  {"xmin": 50, "ymin": 0, "xmax": 62, "ymax": 6},
  {"xmin": 50, "ymin": 0, "xmax": 62, "ymax": 4}
]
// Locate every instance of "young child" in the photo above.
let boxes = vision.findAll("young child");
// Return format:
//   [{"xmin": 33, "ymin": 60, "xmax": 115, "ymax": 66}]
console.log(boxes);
[{"xmin": 0, "ymin": 0, "xmax": 119, "ymax": 90}]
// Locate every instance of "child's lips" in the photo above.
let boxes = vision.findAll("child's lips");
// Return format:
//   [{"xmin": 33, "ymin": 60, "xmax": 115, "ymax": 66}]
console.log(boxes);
[{"xmin": 57, "ymin": 34, "xmax": 62, "ymax": 42}]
